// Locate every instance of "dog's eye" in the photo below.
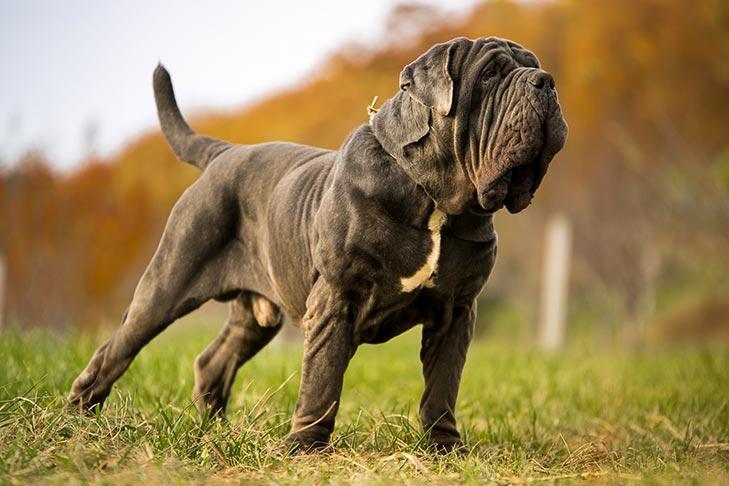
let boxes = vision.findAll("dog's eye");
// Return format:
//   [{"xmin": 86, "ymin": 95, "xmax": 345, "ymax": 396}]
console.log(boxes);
[{"xmin": 482, "ymin": 70, "xmax": 498, "ymax": 83}]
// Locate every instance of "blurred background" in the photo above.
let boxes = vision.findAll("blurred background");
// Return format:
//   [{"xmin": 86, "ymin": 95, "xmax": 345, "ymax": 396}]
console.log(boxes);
[{"xmin": 1, "ymin": 0, "xmax": 728, "ymax": 350}]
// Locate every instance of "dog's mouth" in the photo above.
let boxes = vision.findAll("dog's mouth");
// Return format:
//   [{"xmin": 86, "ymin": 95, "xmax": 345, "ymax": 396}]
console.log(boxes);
[
  {"xmin": 504, "ymin": 155, "xmax": 541, "ymax": 213},
  {"xmin": 472, "ymin": 100, "xmax": 566, "ymax": 216},
  {"xmin": 470, "ymin": 104, "xmax": 547, "ymax": 215},
  {"xmin": 463, "ymin": 74, "xmax": 568, "ymax": 217},
  {"xmin": 472, "ymin": 150, "xmax": 545, "ymax": 216},
  {"xmin": 471, "ymin": 168, "xmax": 512, "ymax": 215}
]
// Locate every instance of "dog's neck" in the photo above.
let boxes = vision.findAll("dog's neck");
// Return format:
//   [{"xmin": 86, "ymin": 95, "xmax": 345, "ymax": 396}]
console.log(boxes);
[
  {"xmin": 369, "ymin": 92, "xmax": 495, "ymax": 243},
  {"xmin": 370, "ymin": 91, "xmax": 474, "ymax": 216}
]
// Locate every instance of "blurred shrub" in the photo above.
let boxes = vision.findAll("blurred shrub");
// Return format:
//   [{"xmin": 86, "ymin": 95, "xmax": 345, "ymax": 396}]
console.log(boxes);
[{"xmin": 650, "ymin": 295, "xmax": 729, "ymax": 344}]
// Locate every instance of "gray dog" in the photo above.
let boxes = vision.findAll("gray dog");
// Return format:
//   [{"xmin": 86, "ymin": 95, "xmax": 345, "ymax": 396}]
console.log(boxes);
[{"xmin": 69, "ymin": 36, "xmax": 567, "ymax": 452}]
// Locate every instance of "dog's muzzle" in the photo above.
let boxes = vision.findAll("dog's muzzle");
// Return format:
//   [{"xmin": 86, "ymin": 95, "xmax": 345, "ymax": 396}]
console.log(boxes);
[{"xmin": 473, "ymin": 69, "xmax": 566, "ymax": 215}]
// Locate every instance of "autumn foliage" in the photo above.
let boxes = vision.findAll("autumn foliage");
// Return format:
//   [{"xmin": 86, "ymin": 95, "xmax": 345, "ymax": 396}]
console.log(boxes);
[{"xmin": 1, "ymin": 0, "xmax": 728, "ymax": 333}]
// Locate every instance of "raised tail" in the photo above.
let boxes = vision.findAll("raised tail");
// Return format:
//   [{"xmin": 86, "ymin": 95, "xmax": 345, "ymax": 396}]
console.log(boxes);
[{"xmin": 153, "ymin": 63, "xmax": 230, "ymax": 170}]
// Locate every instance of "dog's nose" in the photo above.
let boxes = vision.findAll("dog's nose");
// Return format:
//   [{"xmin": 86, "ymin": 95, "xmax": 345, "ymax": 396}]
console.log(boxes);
[{"xmin": 529, "ymin": 71, "xmax": 554, "ymax": 90}]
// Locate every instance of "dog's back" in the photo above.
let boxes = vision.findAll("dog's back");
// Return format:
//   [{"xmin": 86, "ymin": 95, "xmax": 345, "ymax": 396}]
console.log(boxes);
[{"xmin": 154, "ymin": 64, "xmax": 343, "ymax": 315}]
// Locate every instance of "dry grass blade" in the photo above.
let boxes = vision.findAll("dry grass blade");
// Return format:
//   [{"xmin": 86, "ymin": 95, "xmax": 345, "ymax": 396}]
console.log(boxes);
[
  {"xmin": 202, "ymin": 434, "xmax": 229, "ymax": 467},
  {"xmin": 401, "ymin": 452, "xmax": 430, "ymax": 474}
]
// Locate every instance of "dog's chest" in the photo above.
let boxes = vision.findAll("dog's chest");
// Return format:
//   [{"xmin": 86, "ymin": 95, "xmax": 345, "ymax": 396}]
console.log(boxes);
[
  {"xmin": 399, "ymin": 208, "xmax": 447, "ymax": 292},
  {"xmin": 393, "ymin": 208, "xmax": 499, "ymax": 293}
]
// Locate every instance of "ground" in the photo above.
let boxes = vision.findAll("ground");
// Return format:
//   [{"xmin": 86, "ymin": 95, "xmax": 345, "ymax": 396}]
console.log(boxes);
[{"xmin": 1, "ymin": 319, "xmax": 727, "ymax": 484}]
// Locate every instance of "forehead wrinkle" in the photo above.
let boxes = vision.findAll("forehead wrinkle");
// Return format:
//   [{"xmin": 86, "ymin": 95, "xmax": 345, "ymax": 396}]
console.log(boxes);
[
  {"xmin": 482, "ymin": 49, "xmax": 512, "ymax": 72},
  {"xmin": 451, "ymin": 37, "xmax": 523, "ymax": 87},
  {"xmin": 480, "ymin": 47, "xmax": 524, "ymax": 77},
  {"xmin": 509, "ymin": 45, "xmax": 540, "ymax": 69},
  {"xmin": 482, "ymin": 37, "xmax": 539, "ymax": 69}
]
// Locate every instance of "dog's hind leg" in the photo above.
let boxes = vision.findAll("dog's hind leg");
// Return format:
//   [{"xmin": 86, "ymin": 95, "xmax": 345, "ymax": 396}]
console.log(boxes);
[
  {"xmin": 193, "ymin": 292, "xmax": 281, "ymax": 417},
  {"xmin": 68, "ymin": 175, "xmax": 244, "ymax": 412}
]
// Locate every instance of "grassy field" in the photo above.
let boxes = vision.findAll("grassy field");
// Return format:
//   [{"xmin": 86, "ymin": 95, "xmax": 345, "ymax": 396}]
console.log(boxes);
[{"xmin": 1, "ymin": 320, "xmax": 727, "ymax": 484}]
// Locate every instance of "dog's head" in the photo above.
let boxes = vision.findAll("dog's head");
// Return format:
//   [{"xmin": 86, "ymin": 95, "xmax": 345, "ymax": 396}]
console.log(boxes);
[{"xmin": 372, "ymin": 37, "xmax": 568, "ymax": 215}]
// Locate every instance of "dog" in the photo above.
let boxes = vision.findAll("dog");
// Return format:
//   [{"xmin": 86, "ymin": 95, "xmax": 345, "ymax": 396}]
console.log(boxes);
[{"xmin": 69, "ymin": 36, "xmax": 567, "ymax": 452}]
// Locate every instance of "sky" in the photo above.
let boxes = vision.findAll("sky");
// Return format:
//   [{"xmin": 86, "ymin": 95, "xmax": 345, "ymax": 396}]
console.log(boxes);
[{"xmin": 0, "ymin": 0, "xmax": 480, "ymax": 170}]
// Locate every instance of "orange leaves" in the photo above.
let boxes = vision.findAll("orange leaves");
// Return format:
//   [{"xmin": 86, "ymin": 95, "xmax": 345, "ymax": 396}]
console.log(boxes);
[{"xmin": 2, "ymin": 0, "xmax": 728, "ymax": 328}]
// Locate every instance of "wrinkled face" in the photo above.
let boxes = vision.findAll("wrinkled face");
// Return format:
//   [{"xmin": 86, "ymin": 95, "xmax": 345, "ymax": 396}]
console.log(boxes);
[
  {"xmin": 461, "ymin": 38, "xmax": 568, "ymax": 214},
  {"xmin": 373, "ymin": 37, "xmax": 568, "ymax": 216}
]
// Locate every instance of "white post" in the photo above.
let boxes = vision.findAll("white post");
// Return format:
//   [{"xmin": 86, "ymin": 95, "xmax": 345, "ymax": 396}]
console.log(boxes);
[
  {"xmin": 538, "ymin": 214, "xmax": 572, "ymax": 351},
  {"xmin": 0, "ymin": 254, "xmax": 6, "ymax": 330}
]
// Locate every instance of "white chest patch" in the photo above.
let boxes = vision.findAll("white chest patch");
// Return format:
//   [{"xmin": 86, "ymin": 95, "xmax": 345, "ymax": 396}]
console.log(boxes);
[{"xmin": 400, "ymin": 209, "xmax": 447, "ymax": 292}]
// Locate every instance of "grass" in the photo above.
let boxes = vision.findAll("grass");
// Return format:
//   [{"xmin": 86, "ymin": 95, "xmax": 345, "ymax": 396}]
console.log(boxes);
[{"xmin": 0, "ymin": 320, "xmax": 727, "ymax": 484}]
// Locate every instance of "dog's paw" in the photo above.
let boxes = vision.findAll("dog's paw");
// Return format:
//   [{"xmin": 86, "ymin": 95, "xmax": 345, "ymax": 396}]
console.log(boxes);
[
  {"xmin": 68, "ymin": 375, "xmax": 108, "ymax": 414},
  {"xmin": 283, "ymin": 432, "xmax": 331, "ymax": 454},
  {"xmin": 427, "ymin": 435, "xmax": 468, "ymax": 455},
  {"xmin": 67, "ymin": 392, "xmax": 106, "ymax": 415}
]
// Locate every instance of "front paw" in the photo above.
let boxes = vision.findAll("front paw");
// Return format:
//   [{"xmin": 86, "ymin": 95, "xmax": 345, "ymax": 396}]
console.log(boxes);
[
  {"xmin": 68, "ymin": 344, "xmax": 111, "ymax": 413},
  {"xmin": 283, "ymin": 431, "xmax": 331, "ymax": 453},
  {"xmin": 427, "ymin": 434, "xmax": 468, "ymax": 455},
  {"xmin": 67, "ymin": 377, "xmax": 108, "ymax": 414}
]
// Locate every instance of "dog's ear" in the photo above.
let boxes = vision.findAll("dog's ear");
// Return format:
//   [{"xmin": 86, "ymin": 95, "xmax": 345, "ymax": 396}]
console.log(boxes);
[
  {"xmin": 371, "ymin": 90, "xmax": 431, "ymax": 158},
  {"xmin": 399, "ymin": 41, "xmax": 455, "ymax": 117},
  {"xmin": 373, "ymin": 39, "xmax": 464, "ymax": 155}
]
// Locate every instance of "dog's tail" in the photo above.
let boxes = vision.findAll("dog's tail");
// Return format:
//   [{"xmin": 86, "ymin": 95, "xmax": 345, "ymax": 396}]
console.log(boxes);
[{"xmin": 153, "ymin": 63, "xmax": 230, "ymax": 170}]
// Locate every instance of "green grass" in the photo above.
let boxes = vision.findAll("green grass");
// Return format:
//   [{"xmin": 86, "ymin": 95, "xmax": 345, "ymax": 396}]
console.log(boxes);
[{"xmin": 1, "ymin": 322, "xmax": 727, "ymax": 484}]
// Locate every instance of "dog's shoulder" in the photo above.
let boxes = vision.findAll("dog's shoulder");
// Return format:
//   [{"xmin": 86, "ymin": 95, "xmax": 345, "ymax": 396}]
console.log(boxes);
[
  {"xmin": 330, "ymin": 125, "xmax": 431, "ymax": 216},
  {"xmin": 311, "ymin": 125, "xmax": 441, "ymax": 292}
]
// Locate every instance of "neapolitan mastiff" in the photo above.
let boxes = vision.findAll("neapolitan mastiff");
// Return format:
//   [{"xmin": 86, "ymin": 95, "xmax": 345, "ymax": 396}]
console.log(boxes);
[{"xmin": 69, "ymin": 36, "xmax": 567, "ymax": 452}]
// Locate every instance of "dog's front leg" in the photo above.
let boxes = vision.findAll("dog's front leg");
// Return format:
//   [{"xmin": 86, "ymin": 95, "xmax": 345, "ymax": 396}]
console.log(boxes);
[
  {"xmin": 285, "ymin": 279, "xmax": 355, "ymax": 451},
  {"xmin": 419, "ymin": 302, "xmax": 476, "ymax": 452}
]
